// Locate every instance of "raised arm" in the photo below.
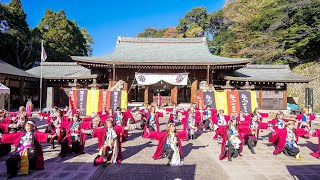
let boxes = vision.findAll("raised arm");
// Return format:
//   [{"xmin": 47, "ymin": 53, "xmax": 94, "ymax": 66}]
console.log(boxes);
[
  {"xmin": 145, "ymin": 128, "xmax": 165, "ymax": 140},
  {"xmin": 35, "ymin": 131, "xmax": 52, "ymax": 143},
  {"xmin": 0, "ymin": 132, "xmax": 23, "ymax": 145}
]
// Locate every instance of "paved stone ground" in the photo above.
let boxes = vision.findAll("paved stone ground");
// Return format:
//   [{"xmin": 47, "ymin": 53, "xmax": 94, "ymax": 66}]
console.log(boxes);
[{"xmin": 1, "ymin": 114, "xmax": 320, "ymax": 180}]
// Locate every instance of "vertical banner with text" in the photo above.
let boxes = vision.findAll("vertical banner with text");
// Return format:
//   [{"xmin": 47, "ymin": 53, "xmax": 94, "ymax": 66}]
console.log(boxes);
[
  {"xmin": 110, "ymin": 91, "xmax": 121, "ymax": 110},
  {"xmin": 98, "ymin": 90, "xmax": 110, "ymax": 112},
  {"xmin": 77, "ymin": 90, "xmax": 87, "ymax": 116},
  {"xmin": 86, "ymin": 90, "xmax": 99, "ymax": 116},
  {"xmin": 214, "ymin": 91, "xmax": 228, "ymax": 114},
  {"xmin": 203, "ymin": 92, "xmax": 216, "ymax": 109},
  {"xmin": 69, "ymin": 90, "xmax": 78, "ymax": 109},
  {"xmin": 227, "ymin": 91, "xmax": 240, "ymax": 117},
  {"xmin": 197, "ymin": 91, "xmax": 205, "ymax": 108},
  {"xmin": 238, "ymin": 90, "xmax": 252, "ymax": 114}
]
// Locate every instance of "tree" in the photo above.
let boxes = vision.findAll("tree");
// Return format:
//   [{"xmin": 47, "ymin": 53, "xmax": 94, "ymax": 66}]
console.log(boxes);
[
  {"xmin": 176, "ymin": 7, "xmax": 209, "ymax": 37},
  {"xmin": 38, "ymin": 10, "xmax": 93, "ymax": 62},
  {"xmin": 0, "ymin": 0, "xmax": 35, "ymax": 68},
  {"xmin": 137, "ymin": 27, "xmax": 158, "ymax": 37},
  {"xmin": 185, "ymin": 23, "xmax": 203, "ymax": 38},
  {"xmin": 163, "ymin": 27, "xmax": 178, "ymax": 38}
]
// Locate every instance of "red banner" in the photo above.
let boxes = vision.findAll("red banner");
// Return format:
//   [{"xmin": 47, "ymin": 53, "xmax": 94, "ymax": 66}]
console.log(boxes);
[
  {"xmin": 69, "ymin": 90, "xmax": 78, "ymax": 109},
  {"xmin": 197, "ymin": 91, "xmax": 205, "ymax": 108},
  {"xmin": 98, "ymin": 90, "xmax": 110, "ymax": 112},
  {"xmin": 227, "ymin": 91, "xmax": 240, "ymax": 117}
]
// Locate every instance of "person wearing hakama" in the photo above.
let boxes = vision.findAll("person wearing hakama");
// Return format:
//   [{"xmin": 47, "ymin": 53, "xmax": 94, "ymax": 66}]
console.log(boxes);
[
  {"xmin": 144, "ymin": 106, "xmax": 160, "ymax": 133},
  {"xmin": 186, "ymin": 111, "xmax": 197, "ymax": 140},
  {"xmin": 25, "ymin": 99, "xmax": 33, "ymax": 114},
  {"xmin": 145, "ymin": 123, "xmax": 187, "ymax": 166},
  {"xmin": 140, "ymin": 104, "xmax": 149, "ymax": 130},
  {"xmin": 244, "ymin": 115, "xmax": 259, "ymax": 154},
  {"xmin": 59, "ymin": 115, "xmax": 85, "ymax": 157},
  {"xmin": 45, "ymin": 110, "xmax": 62, "ymax": 149},
  {"xmin": 0, "ymin": 121, "xmax": 53, "ymax": 179},
  {"xmin": 92, "ymin": 119, "xmax": 137, "ymax": 165},
  {"xmin": 203, "ymin": 106, "xmax": 213, "ymax": 131},
  {"xmin": 219, "ymin": 118, "xmax": 242, "ymax": 162},
  {"xmin": 283, "ymin": 121, "xmax": 301, "ymax": 160},
  {"xmin": 113, "ymin": 107, "xmax": 129, "ymax": 141},
  {"xmin": 168, "ymin": 104, "xmax": 179, "ymax": 126}
]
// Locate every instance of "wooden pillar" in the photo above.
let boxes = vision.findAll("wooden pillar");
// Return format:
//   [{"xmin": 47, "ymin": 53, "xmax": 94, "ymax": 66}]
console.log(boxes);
[
  {"xmin": 284, "ymin": 90, "xmax": 287, "ymax": 110},
  {"xmin": 19, "ymin": 79, "xmax": 24, "ymax": 105},
  {"xmin": 108, "ymin": 80, "xmax": 113, "ymax": 89},
  {"xmin": 144, "ymin": 86, "xmax": 149, "ymax": 104},
  {"xmin": 210, "ymin": 67, "xmax": 214, "ymax": 85},
  {"xmin": 148, "ymin": 86, "xmax": 153, "ymax": 104},
  {"xmin": 126, "ymin": 80, "xmax": 132, "ymax": 102},
  {"xmin": 259, "ymin": 88, "xmax": 263, "ymax": 109},
  {"xmin": 191, "ymin": 80, "xmax": 198, "ymax": 104},
  {"xmin": 171, "ymin": 86, "xmax": 178, "ymax": 105},
  {"xmin": 112, "ymin": 64, "xmax": 116, "ymax": 82},
  {"xmin": 206, "ymin": 65, "xmax": 210, "ymax": 84}
]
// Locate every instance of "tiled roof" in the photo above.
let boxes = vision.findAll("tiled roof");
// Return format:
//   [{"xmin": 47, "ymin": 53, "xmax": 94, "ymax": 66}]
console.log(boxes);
[
  {"xmin": 72, "ymin": 37, "xmax": 251, "ymax": 66},
  {"xmin": 0, "ymin": 60, "xmax": 38, "ymax": 78},
  {"xmin": 26, "ymin": 62, "xmax": 96, "ymax": 79},
  {"xmin": 224, "ymin": 64, "xmax": 311, "ymax": 83}
]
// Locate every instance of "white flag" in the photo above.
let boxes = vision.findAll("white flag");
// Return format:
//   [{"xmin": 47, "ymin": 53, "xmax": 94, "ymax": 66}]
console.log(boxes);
[{"xmin": 41, "ymin": 40, "xmax": 47, "ymax": 62}]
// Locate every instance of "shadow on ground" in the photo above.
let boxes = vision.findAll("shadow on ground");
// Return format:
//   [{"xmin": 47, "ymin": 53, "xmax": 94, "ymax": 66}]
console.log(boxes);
[
  {"xmin": 287, "ymin": 164, "xmax": 320, "ymax": 180},
  {"xmin": 91, "ymin": 163, "xmax": 197, "ymax": 180}
]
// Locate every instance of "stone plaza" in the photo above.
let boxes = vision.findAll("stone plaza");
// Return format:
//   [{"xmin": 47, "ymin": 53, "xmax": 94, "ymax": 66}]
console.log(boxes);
[{"xmin": 1, "ymin": 112, "xmax": 320, "ymax": 180}]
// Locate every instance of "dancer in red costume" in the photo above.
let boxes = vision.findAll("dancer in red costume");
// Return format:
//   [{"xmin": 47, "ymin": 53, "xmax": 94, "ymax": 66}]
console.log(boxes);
[
  {"xmin": 92, "ymin": 119, "xmax": 137, "ymax": 165},
  {"xmin": 269, "ymin": 111, "xmax": 289, "ymax": 155},
  {"xmin": 145, "ymin": 123, "xmax": 187, "ymax": 166},
  {"xmin": 0, "ymin": 120, "xmax": 54, "ymax": 179},
  {"xmin": 219, "ymin": 118, "xmax": 242, "ymax": 161}
]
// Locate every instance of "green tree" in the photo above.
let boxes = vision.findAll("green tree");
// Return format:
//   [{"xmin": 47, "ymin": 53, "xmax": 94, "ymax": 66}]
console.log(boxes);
[
  {"xmin": 38, "ymin": 10, "xmax": 93, "ymax": 62},
  {"xmin": 0, "ymin": 0, "xmax": 39, "ymax": 68},
  {"xmin": 176, "ymin": 7, "xmax": 209, "ymax": 37},
  {"xmin": 137, "ymin": 27, "xmax": 158, "ymax": 37}
]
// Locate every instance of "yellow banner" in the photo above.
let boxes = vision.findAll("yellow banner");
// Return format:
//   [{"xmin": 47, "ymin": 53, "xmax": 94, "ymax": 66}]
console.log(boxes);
[
  {"xmin": 250, "ymin": 91, "xmax": 258, "ymax": 112},
  {"xmin": 86, "ymin": 90, "xmax": 99, "ymax": 116},
  {"xmin": 214, "ymin": 91, "xmax": 228, "ymax": 114},
  {"xmin": 120, "ymin": 90, "xmax": 128, "ymax": 109}
]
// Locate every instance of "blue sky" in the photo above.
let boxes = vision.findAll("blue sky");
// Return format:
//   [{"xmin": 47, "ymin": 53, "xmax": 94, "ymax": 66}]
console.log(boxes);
[{"xmin": 2, "ymin": 0, "xmax": 225, "ymax": 56}]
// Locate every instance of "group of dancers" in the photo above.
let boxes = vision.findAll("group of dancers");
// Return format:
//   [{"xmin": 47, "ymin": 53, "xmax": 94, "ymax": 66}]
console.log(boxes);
[{"xmin": 0, "ymin": 104, "xmax": 319, "ymax": 179}]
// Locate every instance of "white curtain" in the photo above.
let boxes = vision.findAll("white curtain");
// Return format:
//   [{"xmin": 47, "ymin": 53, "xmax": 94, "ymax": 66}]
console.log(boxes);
[{"xmin": 135, "ymin": 73, "xmax": 188, "ymax": 86}]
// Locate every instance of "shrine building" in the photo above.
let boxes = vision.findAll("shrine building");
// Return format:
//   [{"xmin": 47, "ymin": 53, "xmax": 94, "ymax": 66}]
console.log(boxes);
[{"xmin": 27, "ymin": 37, "xmax": 311, "ymax": 110}]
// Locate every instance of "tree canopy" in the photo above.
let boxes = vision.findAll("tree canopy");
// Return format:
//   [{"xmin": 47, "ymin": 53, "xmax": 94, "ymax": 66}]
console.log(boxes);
[
  {"xmin": 137, "ymin": 0, "xmax": 320, "ymax": 65},
  {"xmin": 0, "ymin": 0, "xmax": 93, "ymax": 69}
]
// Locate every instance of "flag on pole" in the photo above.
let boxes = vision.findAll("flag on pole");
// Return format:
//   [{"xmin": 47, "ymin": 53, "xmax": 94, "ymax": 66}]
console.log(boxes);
[{"xmin": 41, "ymin": 40, "xmax": 47, "ymax": 62}]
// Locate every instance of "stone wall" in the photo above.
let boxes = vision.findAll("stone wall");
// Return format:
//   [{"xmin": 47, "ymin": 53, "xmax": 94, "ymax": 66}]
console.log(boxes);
[{"xmin": 287, "ymin": 62, "xmax": 320, "ymax": 112}]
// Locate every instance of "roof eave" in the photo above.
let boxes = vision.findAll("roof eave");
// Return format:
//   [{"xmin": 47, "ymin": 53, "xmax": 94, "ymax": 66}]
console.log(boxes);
[
  {"xmin": 72, "ymin": 56, "xmax": 252, "ymax": 66},
  {"xmin": 224, "ymin": 76, "xmax": 311, "ymax": 83}
]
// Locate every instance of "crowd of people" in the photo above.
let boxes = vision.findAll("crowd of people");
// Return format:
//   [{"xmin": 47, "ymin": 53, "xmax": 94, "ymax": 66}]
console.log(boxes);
[{"xmin": 0, "ymin": 103, "xmax": 319, "ymax": 179}]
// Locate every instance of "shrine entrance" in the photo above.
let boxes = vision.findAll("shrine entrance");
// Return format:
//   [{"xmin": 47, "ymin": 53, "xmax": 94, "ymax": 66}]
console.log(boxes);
[{"xmin": 129, "ymin": 73, "xmax": 190, "ymax": 105}]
